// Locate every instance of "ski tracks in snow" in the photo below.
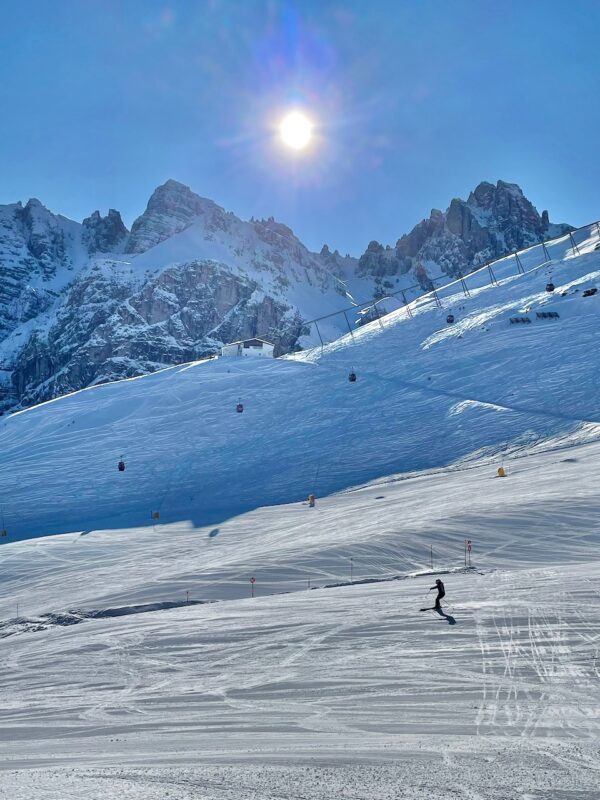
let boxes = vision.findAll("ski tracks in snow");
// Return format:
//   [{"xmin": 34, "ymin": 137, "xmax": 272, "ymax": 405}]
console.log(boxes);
[{"xmin": 472, "ymin": 571, "xmax": 600, "ymax": 743}]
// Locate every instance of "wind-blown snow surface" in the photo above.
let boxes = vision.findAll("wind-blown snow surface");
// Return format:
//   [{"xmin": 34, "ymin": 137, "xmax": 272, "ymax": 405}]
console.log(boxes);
[
  {"xmin": 1, "ymin": 443, "xmax": 600, "ymax": 798},
  {"xmin": 1, "ymin": 228, "xmax": 599, "ymax": 539}
]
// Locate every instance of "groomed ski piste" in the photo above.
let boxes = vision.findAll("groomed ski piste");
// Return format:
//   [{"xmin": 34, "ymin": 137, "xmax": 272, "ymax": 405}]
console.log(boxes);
[{"xmin": 0, "ymin": 227, "xmax": 599, "ymax": 798}]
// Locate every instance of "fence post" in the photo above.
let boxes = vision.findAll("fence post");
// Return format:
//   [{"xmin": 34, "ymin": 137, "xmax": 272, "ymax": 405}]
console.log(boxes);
[
  {"xmin": 569, "ymin": 231, "xmax": 581, "ymax": 255},
  {"xmin": 401, "ymin": 290, "xmax": 413, "ymax": 318}
]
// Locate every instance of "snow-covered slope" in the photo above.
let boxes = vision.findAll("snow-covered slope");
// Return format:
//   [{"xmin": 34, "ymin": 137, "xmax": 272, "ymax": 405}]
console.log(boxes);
[
  {"xmin": 1, "ymin": 223, "xmax": 598, "ymax": 541},
  {"xmin": 1, "ymin": 435, "xmax": 598, "ymax": 615},
  {"xmin": 1, "ymin": 438, "xmax": 600, "ymax": 798},
  {"xmin": 1, "ymin": 218, "xmax": 599, "ymax": 800}
]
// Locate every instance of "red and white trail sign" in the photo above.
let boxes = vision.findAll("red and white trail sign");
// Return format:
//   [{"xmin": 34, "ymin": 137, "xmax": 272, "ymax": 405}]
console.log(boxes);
[{"xmin": 250, "ymin": 577, "xmax": 256, "ymax": 584}]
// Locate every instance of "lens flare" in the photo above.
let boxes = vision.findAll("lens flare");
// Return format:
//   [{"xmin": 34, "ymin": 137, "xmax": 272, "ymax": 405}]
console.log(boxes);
[{"xmin": 279, "ymin": 111, "xmax": 313, "ymax": 150}]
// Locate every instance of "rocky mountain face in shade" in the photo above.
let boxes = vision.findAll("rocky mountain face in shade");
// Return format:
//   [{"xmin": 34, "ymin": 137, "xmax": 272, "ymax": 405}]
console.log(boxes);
[
  {"xmin": 82, "ymin": 209, "xmax": 128, "ymax": 253},
  {"xmin": 0, "ymin": 179, "xmax": 571, "ymax": 410},
  {"xmin": 10, "ymin": 259, "xmax": 308, "ymax": 408},
  {"xmin": 357, "ymin": 180, "xmax": 572, "ymax": 291},
  {"xmin": 0, "ymin": 198, "xmax": 82, "ymax": 342}
]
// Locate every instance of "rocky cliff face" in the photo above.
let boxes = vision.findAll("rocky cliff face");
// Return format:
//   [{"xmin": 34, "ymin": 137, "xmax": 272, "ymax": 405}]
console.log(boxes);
[
  {"xmin": 82, "ymin": 209, "xmax": 128, "ymax": 253},
  {"xmin": 10, "ymin": 259, "xmax": 307, "ymax": 408},
  {"xmin": 0, "ymin": 199, "xmax": 84, "ymax": 342},
  {"xmin": 358, "ymin": 180, "xmax": 572, "ymax": 289},
  {"xmin": 125, "ymin": 179, "xmax": 222, "ymax": 254},
  {"xmin": 0, "ymin": 178, "xmax": 572, "ymax": 411}
]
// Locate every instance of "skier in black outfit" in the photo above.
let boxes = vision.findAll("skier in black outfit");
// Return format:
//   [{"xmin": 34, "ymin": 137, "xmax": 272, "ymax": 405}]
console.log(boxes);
[{"xmin": 430, "ymin": 579, "xmax": 445, "ymax": 609}]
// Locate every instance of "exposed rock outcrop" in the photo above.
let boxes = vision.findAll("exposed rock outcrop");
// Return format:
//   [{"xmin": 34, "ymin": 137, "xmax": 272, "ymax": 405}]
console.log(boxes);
[
  {"xmin": 125, "ymin": 179, "xmax": 225, "ymax": 254},
  {"xmin": 358, "ymin": 180, "xmax": 572, "ymax": 288},
  {"xmin": 82, "ymin": 209, "xmax": 128, "ymax": 253}
]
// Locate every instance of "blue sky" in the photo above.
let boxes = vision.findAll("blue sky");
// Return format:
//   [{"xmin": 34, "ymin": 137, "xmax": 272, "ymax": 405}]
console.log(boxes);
[{"xmin": 0, "ymin": 0, "xmax": 598, "ymax": 255}]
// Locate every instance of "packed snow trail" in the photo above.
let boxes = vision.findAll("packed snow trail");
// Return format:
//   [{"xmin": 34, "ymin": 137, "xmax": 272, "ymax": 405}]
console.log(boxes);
[
  {"xmin": 1, "ymin": 437, "xmax": 599, "ymax": 622},
  {"xmin": 1, "ymin": 544, "xmax": 600, "ymax": 797},
  {"xmin": 1, "ymin": 428, "xmax": 600, "ymax": 797},
  {"xmin": 1, "ymin": 232, "xmax": 599, "ymax": 541}
]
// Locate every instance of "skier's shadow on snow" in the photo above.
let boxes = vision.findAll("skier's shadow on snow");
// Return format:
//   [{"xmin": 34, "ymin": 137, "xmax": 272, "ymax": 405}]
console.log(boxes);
[{"xmin": 435, "ymin": 608, "xmax": 457, "ymax": 625}]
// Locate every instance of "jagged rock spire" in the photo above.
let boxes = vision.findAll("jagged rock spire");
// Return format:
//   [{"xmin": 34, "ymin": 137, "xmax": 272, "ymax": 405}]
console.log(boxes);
[
  {"xmin": 82, "ymin": 209, "xmax": 128, "ymax": 253},
  {"xmin": 358, "ymin": 179, "xmax": 572, "ymax": 282}
]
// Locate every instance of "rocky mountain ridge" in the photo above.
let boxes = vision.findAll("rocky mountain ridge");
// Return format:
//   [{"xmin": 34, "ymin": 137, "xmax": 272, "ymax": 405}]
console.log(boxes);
[
  {"xmin": 358, "ymin": 180, "xmax": 571, "ymax": 289},
  {"xmin": 0, "ymin": 179, "xmax": 572, "ymax": 410}
]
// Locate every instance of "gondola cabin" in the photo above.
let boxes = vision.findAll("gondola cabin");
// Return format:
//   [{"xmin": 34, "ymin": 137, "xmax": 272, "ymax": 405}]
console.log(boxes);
[
  {"xmin": 446, "ymin": 314, "xmax": 455, "ymax": 324},
  {"xmin": 236, "ymin": 402, "xmax": 244, "ymax": 413},
  {"xmin": 348, "ymin": 371, "xmax": 357, "ymax": 383},
  {"xmin": 118, "ymin": 460, "xmax": 125, "ymax": 472},
  {"xmin": 546, "ymin": 282, "xmax": 555, "ymax": 293}
]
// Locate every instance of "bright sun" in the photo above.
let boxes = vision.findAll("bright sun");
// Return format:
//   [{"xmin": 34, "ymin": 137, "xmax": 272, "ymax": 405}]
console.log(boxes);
[{"xmin": 279, "ymin": 111, "xmax": 313, "ymax": 150}]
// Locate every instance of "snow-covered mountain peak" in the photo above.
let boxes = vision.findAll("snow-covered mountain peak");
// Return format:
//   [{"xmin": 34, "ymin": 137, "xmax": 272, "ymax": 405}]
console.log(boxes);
[
  {"xmin": 1, "ymin": 197, "xmax": 82, "ymax": 281},
  {"xmin": 18, "ymin": 196, "xmax": 60, "ymax": 230},
  {"xmin": 24, "ymin": 196, "xmax": 44, "ymax": 208},
  {"xmin": 146, "ymin": 178, "xmax": 218, "ymax": 215},
  {"xmin": 125, "ymin": 179, "xmax": 224, "ymax": 255},
  {"xmin": 468, "ymin": 179, "xmax": 523, "ymax": 206},
  {"xmin": 464, "ymin": 179, "xmax": 543, "ymax": 231},
  {"xmin": 496, "ymin": 178, "xmax": 524, "ymax": 193}
]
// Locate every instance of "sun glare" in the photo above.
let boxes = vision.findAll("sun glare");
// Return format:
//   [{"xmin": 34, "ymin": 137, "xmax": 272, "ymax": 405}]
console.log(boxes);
[{"xmin": 279, "ymin": 111, "xmax": 313, "ymax": 150}]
